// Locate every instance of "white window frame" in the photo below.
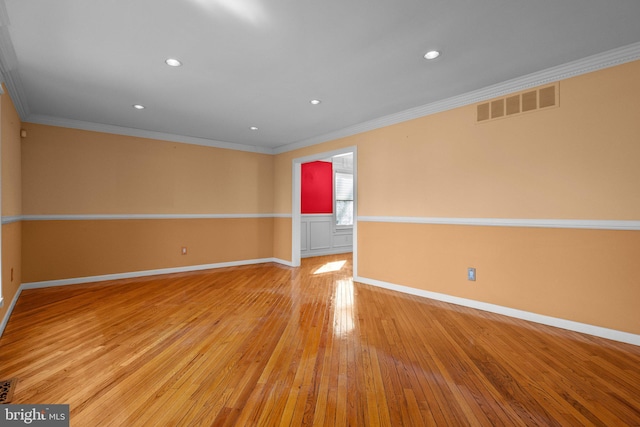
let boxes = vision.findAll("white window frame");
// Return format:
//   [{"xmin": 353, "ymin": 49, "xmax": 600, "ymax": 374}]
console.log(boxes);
[{"xmin": 333, "ymin": 168, "xmax": 353, "ymax": 231}]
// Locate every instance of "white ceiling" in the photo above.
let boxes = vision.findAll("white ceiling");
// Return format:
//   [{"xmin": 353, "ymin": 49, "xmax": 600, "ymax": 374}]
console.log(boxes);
[{"xmin": 1, "ymin": 0, "xmax": 640, "ymax": 153}]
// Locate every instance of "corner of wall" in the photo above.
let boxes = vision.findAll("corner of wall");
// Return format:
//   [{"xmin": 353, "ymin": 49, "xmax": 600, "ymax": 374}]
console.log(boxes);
[{"xmin": 0, "ymin": 83, "xmax": 23, "ymax": 337}]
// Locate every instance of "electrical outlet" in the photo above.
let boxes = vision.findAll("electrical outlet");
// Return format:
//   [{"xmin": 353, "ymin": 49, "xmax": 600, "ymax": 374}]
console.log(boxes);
[
  {"xmin": 467, "ymin": 268, "xmax": 476, "ymax": 281},
  {"xmin": 181, "ymin": 247, "xmax": 187, "ymax": 255}
]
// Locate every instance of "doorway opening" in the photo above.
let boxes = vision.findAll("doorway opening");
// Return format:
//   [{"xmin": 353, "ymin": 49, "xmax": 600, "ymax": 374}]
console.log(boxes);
[{"xmin": 292, "ymin": 146, "xmax": 357, "ymax": 276}]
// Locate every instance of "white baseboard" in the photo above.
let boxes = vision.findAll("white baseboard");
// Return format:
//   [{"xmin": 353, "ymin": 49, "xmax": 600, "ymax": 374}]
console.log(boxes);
[
  {"xmin": 272, "ymin": 258, "xmax": 296, "ymax": 267},
  {"xmin": 21, "ymin": 258, "xmax": 293, "ymax": 290},
  {"xmin": 6, "ymin": 260, "xmax": 636, "ymax": 347},
  {"xmin": 0, "ymin": 287, "xmax": 23, "ymax": 339},
  {"xmin": 354, "ymin": 275, "xmax": 640, "ymax": 347},
  {"xmin": 1, "ymin": 257, "xmax": 295, "ymax": 339}
]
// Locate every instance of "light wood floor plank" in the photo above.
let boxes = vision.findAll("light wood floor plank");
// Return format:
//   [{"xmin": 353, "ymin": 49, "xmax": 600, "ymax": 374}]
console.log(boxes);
[{"xmin": 1, "ymin": 255, "xmax": 639, "ymax": 426}]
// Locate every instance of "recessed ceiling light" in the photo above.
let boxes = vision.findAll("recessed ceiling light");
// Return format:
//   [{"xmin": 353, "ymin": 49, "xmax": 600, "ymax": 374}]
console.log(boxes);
[
  {"xmin": 310, "ymin": 99, "xmax": 321, "ymax": 105},
  {"xmin": 133, "ymin": 104, "xmax": 145, "ymax": 110},
  {"xmin": 165, "ymin": 58, "xmax": 182, "ymax": 67},
  {"xmin": 249, "ymin": 126, "xmax": 258, "ymax": 131},
  {"xmin": 424, "ymin": 50, "xmax": 441, "ymax": 60}
]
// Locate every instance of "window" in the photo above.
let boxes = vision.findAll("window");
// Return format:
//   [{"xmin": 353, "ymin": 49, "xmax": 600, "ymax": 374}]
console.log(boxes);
[{"xmin": 335, "ymin": 172, "xmax": 353, "ymax": 226}]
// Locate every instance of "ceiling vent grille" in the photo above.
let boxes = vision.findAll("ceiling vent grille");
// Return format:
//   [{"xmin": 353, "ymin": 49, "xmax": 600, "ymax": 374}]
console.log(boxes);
[{"xmin": 476, "ymin": 82, "xmax": 559, "ymax": 123}]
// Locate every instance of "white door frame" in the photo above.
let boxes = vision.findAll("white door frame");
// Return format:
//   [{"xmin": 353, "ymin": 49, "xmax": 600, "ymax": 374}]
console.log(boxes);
[{"xmin": 291, "ymin": 146, "xmax": 358, "ymax": 276}]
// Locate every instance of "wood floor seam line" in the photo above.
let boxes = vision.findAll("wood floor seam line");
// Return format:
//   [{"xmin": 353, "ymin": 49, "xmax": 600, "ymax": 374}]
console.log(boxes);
[{"xmin": 0, "ymin": 255, "xmax": 638, "ymax": 425}]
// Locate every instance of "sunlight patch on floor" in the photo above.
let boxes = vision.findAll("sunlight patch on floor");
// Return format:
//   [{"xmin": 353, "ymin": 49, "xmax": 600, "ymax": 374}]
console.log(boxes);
[{"xmin": 313, "ymin": 260, "xmax": 346, "ymax": 275}]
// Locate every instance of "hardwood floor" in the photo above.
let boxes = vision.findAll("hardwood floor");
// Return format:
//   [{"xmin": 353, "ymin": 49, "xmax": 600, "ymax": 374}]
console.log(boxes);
[{"xmin": 1, "ymin": 254, "xmax": 639, "ymax": 426}]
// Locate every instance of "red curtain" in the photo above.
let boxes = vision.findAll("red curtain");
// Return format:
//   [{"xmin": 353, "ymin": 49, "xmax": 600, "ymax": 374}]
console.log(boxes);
[{"xmin": 301, "ymin": 161, "xmax": 333, "ymax": 214}]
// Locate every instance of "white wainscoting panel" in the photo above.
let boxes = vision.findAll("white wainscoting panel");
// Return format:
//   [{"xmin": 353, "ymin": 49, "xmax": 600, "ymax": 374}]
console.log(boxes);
[
  {"xmin": 309, "ymin": 220, "xmax": 332, "ymax": 250},
  {"xmin": 301, "ymin": 214, "xmax": 353, "ymax": 258},
  {"xmin": 300, "ymin": 222, "xmax": 308, "ymax": 251},
  {"xmin": 332, "ymin": 233, "xmax": 353, "ymax": 248}
]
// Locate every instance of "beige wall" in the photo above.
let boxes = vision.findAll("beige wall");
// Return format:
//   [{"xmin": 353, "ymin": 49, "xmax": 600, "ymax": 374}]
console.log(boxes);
[
  {"xmin": 275, "ymin": 61, "xmax": 640, "ymax": 219},
  {"xmin": 22, "ymin": 124, "xmax": 274, "ymax": 215},
  {"xmin": 274, "ymin": 59, "xmax": 640, "ymax": 335},
  {"xmin": 1, "ymin": 86, "xmax": 22, "ymax": 326},
  {"xmin": 359, "ymin": 222, "xmax": 640, "ymax": 334},
  {"xmin": 2, "ymin": 89, "xmax": 21, "ymax": 217},
  {"xmin": 4, "ymin": 59, "xmax": 640, "ymax": 336},
  {"xmin": 357, "ymin": 66, "xmax": 640, "ymax": 219},
  {"xmin": 272, "ymin": 217, "xmax": 292, "ymax": 262},
  {"xmin": 19, "ymin": 125, "xmax": 277, "ymax": 282},
  {"xmin": 2, "ymin": 221, "xmax": 21, "ymax": 300},
  {"xmin": 22, "ymin": 218, "xmax": 274, "ymax": 283}
]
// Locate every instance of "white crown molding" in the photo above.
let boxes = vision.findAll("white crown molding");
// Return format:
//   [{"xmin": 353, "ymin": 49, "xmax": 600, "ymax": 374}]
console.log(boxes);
[
  {"xmin": 354, "ymin": 275, "xmax": 640, "ymax": 347},
  {"xmin": 357, "ymin": 216, "xmax": 640, "ymax": 231},
  {"xmin": 274, "ymin": 41, "xmax": 640, "ymax": 154},
  {"xmin": 25, "ymin": 114, "xmax": 275, "ymax": 155},
  {"xmin": 2, "ymin": 213, "xmax": 292, "ymax": 224},
  {"xmin": 0, "ymin": 1, "xmax": 30, "ymax": 117},
  {"xmin": 1, "ymin": 13, "xmax": 638, "ymax": 157}
]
